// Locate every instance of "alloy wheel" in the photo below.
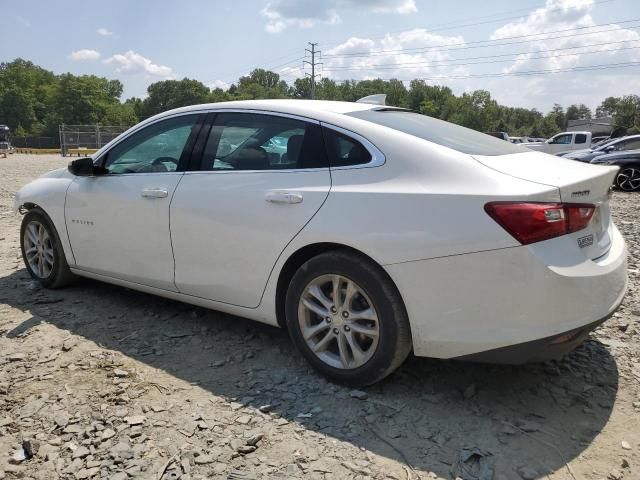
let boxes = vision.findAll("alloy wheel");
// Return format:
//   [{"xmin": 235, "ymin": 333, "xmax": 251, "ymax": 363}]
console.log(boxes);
[
  {"xmin": 298, "ymin": 274, "xmax": 379, "ymax": 369},
  {"xmin": 617, "ymin": 167, "xmax": 640, "ymax": 192},
  {"xmin": 23, "ymin": 221, "xmax": 55, "ymax": 278}
]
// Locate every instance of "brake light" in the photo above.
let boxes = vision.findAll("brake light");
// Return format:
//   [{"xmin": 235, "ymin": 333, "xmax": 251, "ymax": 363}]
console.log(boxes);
[{"xmin": 484, "ymin": 202, "xmax": 595, "ymax": 245}]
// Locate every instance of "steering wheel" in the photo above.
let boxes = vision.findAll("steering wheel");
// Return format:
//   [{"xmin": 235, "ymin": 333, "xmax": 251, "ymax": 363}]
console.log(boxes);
[{"xmin": 152, "ymin": 156, "xmax": 178, "ymax": 166}]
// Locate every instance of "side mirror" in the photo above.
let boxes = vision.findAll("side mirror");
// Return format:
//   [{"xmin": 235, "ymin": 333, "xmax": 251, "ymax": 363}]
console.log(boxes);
[
  {"xmin": 68, "ymin": 157, "xmax": 106, "ymax": 176},
  {"xmin": 604, "ymin": 145, "xmax": 615, "ymax": 152}
]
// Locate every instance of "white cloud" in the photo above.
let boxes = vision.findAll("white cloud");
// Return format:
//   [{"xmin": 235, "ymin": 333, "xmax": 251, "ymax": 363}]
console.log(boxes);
[
  {"xmin": 301, "ymin": 0, "xmax": 640, "ymax": 112},
  {"xmin": 15, "ymin": 15, "xmax": 31, "ymax": 28},
  {"xmin": 97, "ymin": 27, "xmax": 115, "ymax": 37},
  {"xmin": 209, "ymin": 79, "xmax": 231, "ymax": 90},
  {"xmin": 69, "ymin": 49, "xmax": 101, "ymax": 61},
  {"xmin": 317, "ymin": 29, "xmax": 469, "ymax": 83},
  {"xmin": 103, "ymin": 51, "xmax": 174, "ymax": 77},
  {"xmin": 261, "ymin": 0, "xmax": 417, "ymax": 33},
  {"xmin": 485, "ymin": 0, "xmax": 640, "ymax": 110}
]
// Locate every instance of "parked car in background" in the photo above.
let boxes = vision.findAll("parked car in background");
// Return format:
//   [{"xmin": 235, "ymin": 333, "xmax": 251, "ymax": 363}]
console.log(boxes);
[
  {"xmin": 591, "ymin": 149, "xmax": 640, "ymax": 191},
  {"xmin": 591, "ymin": 136, "xmax": 611, "ymax": 146},
  {"xmin": 509, "ymin": 136, "xmax": 536, "ymax": 144},
  {"xmin": 484, "ymin": 131, "xmax": 510, "ymax": 141},
  {"xmin": 0, "ymin": 125, "xmax": 10, "ymax": 158},
  {"xmin": 14, "ymin": 99, "xmax": 627, "ymax": 385},
  {"xmin": 522, "ymin": 131, "xmax": 593, "ymax": 155},
  {"xmin": 565, "ymin": 135, "xmax": 640, "ymax": 163}
]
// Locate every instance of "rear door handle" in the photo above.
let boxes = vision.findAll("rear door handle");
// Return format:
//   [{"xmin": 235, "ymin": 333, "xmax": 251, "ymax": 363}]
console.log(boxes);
[
  {"xmin": 265, "ymin": 191, "xmax": 303, "ymax": 204},
  {"xmin": 141, "ymin": 188, "xmax": 169, "ymax": 199}
]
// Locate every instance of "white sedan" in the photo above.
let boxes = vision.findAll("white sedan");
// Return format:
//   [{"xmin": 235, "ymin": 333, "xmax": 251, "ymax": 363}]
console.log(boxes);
[{"xmin": 15, "ymin": 99, "xmax": 627, "ymax": 385}]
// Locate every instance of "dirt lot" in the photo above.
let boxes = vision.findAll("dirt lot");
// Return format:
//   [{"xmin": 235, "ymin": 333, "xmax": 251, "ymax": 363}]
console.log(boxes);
[{"xmin": 0, "ymin": 154, "xmax": 639, "ymax": 480}]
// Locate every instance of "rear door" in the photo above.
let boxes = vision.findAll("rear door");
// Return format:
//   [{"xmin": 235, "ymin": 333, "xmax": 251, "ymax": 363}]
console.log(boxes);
[{"xmin": 170, "ymin": 111, "xmax": 331, "ymax": 308}]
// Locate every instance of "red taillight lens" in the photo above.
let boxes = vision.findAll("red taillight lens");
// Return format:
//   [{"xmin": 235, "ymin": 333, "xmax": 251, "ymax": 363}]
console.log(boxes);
[{"xmin": 484, "ymin": 202, "xmax": 595, "ymax": 245}]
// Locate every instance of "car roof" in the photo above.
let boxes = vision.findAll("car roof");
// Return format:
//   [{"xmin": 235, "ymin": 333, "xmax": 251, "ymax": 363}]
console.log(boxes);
[
  {"xmin": 147, "ymin": 99, "xmax": 383, "ymax": 124},
  {"xmin": 600, "ymin": 148, "xmax": 640, "ymax": 159},
  {"xmin": 93, "ymin": 99, "xmax": 405, "ymax": 158},
  {"xmin": 611, "ymin": 134, "xmax": 640, "ymax": 142}
]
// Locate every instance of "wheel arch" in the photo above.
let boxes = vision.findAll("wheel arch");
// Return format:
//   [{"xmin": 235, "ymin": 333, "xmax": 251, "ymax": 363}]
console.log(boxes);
[
  {"xmin": 18, "ymin": 201, "xmax": 40, "ymax": 214},
  {"xmin": 17, "ymin": 199, "xmax": 76, "ymax": 266},
  {"xmin": 274, "ymin": 242, "xmax": 408, "ymax": 329}
]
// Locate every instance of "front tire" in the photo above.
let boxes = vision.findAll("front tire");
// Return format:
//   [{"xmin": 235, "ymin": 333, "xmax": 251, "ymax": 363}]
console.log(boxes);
[
  {"xmin": 20, "ymin": 208, "xmax": 76, "ymax": 288},
  {"xmin": 285, "ymin": 250, "xmax": 412, "ymax": 386},
  {"xmin": 615, "ymin": 165, "xmax": 640, "ymax": 192}
]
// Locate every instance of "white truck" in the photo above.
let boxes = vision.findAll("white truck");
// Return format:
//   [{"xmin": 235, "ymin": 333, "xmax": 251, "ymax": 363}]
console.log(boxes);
[{"xmin": 522, "ymin": 131, "xmax": 593, "ymax": 155}]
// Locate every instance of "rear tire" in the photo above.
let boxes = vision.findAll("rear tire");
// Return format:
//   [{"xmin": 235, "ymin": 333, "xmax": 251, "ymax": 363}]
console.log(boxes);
[
  {"xmin": 615, "ymin": 165, "xmax": 640, "ymax": 192},
  {"xmin": 20, "ymin": 208, "xmax": 76, "ymax": 288},
  {"xmin": 285, "ymin": 250, "xmax": 412, "ymax": 386}
]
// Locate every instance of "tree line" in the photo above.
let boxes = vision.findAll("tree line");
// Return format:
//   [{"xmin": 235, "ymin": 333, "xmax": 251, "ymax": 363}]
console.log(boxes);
[{"xmin": 1, "ymin": 58, "xmax": 639, "ymax": 140}]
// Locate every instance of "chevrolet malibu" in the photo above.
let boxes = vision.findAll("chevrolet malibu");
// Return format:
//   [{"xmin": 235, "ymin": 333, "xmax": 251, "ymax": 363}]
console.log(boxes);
[{"xmin": 15, "ymin": 99, "xmax": 628, "ymax": 386}]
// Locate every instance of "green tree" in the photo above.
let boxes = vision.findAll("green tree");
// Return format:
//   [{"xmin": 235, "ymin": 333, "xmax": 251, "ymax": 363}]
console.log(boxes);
[
  {"xmin": 613, "ymin": 95, "xmax": 640, "ymax": 130},
  {"xmin": 565, "ymin": 104, "xmax": 591, "ymax": 121},
  {"xmin": 236, "ymin": 69, "xmax": 289, "ymax": 99},
  {"xmin": 140, "ymin": 78, "xmax": 211, "ymax": 118},
  {"xmin": 50, "ymin": 74, "xmax": 124, "ymax": 126},
  {"xmin": 595, "ymin": 97, "xmax": 620, "ymax": 118},
  {"xmin": 0, "ymin": 58, "xmax": 56, "ymax": 133}
]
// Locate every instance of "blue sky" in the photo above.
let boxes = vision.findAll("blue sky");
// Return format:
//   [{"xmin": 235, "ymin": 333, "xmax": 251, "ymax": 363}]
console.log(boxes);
[{"xmin": 1, "ymin": 0, "xmax": 639, "ymax": 111}]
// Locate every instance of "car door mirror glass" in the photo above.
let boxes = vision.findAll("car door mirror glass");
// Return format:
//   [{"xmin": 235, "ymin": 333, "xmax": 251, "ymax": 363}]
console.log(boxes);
[{"xmin": 68, "ymin": 157, "xmax": 105, "ymax": 176}]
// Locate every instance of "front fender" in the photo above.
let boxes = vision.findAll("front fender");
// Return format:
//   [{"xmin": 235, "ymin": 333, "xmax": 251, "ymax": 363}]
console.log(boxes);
[{"xmin": 15, "ymin": 174, "xmax": 75, "ymax": 265}]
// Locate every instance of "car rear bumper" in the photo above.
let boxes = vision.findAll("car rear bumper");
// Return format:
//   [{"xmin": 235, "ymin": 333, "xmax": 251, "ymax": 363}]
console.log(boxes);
[
  {"xmin": 455, "ymin": 315, "xmax": 611, "ymax": 364},
  {"xmin": 384, "ymin": 224, "xmax": 627, "ymax": 361}
]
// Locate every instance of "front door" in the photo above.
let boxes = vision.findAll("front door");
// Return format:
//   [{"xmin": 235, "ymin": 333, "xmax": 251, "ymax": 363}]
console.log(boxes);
[
  {"xmin": 171, "ymin": 111, "xmax": 331, "ymax": 308},
  {"xmin": 547, "ymin": 133, "xmax": 573, "ymax": 154},
  {"xmin": 65, "ymin": 113, "xmax": 202, "ymax": 290}
]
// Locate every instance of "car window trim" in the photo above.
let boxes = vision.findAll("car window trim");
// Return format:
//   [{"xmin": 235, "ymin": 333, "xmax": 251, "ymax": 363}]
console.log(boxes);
[
  {"xmin": 94, "ymin": 111, "xmax": 207, "ymax": 175},
  {"xmin": 187, "ymin": 112, "xmax": 216, "ymax": 171},
  {"xmin": 188, "ymin": 109, "xmax": 330, "ymax": 174},
  {"xmin": 319, "ymin": 123, "xmax": 386, "ymax": 170}
]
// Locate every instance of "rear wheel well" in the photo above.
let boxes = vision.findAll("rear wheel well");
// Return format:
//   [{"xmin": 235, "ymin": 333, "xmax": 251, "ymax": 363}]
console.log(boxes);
[{"xmin": 275, "ymin": 243, "xmax": 404, "ymax": 328}]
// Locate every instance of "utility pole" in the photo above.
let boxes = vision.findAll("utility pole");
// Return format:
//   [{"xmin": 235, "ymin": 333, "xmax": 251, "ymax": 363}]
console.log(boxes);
[{"xmin": 304, "ymin": 42, "xmax": 322, "ymax": 99}]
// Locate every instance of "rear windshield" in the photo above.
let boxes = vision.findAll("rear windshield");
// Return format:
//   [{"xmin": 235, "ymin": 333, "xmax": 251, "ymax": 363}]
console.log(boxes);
[{"xmin": 347, "ymin": 110, "xmax": 527, "ymax": 156}]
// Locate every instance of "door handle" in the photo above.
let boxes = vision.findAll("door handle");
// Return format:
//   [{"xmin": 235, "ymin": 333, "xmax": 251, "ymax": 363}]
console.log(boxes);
[
  {"xmin": 265, "ymin": 191, "xmax": 303, "ymax": 204},
  {"xmin": 141, "ymin": 188, "xmax": 169, "ymax": 199}
]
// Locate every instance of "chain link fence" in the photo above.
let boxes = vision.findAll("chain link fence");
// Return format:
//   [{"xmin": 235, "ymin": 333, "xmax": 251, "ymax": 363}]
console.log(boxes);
[
  {"xmin": 59, "ymin": 124, "xmax": 130, "ymax": 156},
  {"xmin": 12, "ymin": 136, "xmax": 59, "ymax": 148}
]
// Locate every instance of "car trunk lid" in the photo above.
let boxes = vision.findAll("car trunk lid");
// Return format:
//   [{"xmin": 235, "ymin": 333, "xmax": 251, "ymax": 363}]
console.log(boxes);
[{"xmin": 473, "ymin": 151, "xmax": 618, "ymax": 259}]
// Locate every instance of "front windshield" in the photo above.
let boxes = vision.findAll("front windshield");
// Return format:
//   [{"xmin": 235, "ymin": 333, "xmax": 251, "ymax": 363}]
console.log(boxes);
[{"xmin": 347, "ymin": 110, "xmax": 526, "ymax": 156}]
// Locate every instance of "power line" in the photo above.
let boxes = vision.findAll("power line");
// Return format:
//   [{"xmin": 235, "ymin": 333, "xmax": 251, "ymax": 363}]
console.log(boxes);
[
  {"xmin": 319, "ymin": 0, "xmax": 618, "ymax": 51},
  {"xmin": 322, "ymin": 18, "xmax": 640, "ymax": 59},
  {"xmin": 322, "ymin": 39, "xmax": 640, "ymax": 70},
  {"xmin": 330, "ymin": 60, "xmax": 640, "ymax": 82},
  {"xmin": 322, "ymin": 41, "xmax": 640, "ymax": 72}
]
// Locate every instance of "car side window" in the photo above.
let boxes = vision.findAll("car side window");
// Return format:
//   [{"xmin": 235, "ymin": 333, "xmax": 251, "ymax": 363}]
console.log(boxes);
[
  {"xmin": 103, "ymin": 115, "xmax": 199, "ymax": 174},
  {"xmin": 199, "ymin": 113, "xmax": 327, "ymax": 171},
  {"xmin": 575, "ymin": 134, "xmax": 587, "ymax": 144},
  {"xmin": 618, "ymin": 139, "xmax": 640, "ymax": 151},
  {"xmin": 550, "ymin": 134, "xmax": 572, "ymax": 145},
  {"xmin": 322, "ymin": 128, "xmax": 372, "ymax": 167}
]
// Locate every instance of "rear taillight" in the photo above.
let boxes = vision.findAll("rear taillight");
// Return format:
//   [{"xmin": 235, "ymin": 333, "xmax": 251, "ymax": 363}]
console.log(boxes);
[{"xmin": 484, "ymin": 202, "xmax": 595, "ymax": 245}]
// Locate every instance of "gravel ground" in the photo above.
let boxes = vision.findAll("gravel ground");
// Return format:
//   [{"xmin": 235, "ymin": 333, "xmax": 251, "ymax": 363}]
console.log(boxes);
[{"xmin": 0, "ymin": 154, "xmax": 639, "ymax": 480}]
